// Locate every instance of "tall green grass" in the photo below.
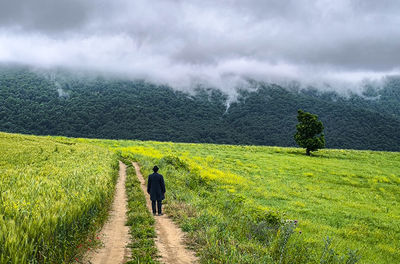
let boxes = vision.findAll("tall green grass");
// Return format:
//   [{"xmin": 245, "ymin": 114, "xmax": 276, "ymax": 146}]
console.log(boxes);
[{"xmin": 0, "ymin": 132, "xmax": 118, "ymax": 263}]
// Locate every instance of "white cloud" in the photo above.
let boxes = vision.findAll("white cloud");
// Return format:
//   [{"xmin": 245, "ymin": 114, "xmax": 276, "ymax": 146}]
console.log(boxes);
[{"xmin": 0, "ymin": 0, "xmax": 399, "ymax": 95}]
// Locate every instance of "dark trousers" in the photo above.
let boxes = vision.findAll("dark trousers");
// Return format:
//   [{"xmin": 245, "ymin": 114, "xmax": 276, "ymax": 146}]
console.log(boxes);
[{"xmin": 151, "ymin": 200, "xmax": 162, "ymax": 214}]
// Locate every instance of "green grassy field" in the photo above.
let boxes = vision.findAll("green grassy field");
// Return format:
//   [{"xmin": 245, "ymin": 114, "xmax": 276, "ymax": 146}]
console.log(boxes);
[
  {"xmin": 1, "ymin": 132, "xmax": 399, "ymax": 263},
  {"xmin": 0, "ymin": 132, "xmax": 118, "ymax": 263},
  {"xmin": 110, "ymin": 140, "xmax": 400, "ymax": 263}
]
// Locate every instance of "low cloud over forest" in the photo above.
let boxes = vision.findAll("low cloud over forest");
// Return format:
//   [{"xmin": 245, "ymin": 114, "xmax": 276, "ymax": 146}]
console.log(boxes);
[{"xmin": 1, "ymin": 0, "xmax": 399, "ymax": 95}]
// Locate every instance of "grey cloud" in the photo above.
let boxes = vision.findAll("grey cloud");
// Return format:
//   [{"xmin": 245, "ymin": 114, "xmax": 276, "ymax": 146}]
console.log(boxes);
[
  {"xmin": 0, "ymin": 0, "xmax": 399, "ymax": 94},
  {"xmin": 0, "ymin": 0, "xmax": 92, "ymax": 33}
]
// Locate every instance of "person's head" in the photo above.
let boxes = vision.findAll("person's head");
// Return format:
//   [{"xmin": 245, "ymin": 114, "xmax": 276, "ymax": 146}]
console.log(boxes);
[{"xmin": 153, "ymin": 165, "xmax": 159, "ymax": 173}]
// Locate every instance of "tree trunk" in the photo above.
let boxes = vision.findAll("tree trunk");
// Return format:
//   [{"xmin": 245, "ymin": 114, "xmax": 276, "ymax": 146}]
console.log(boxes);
[{"xmin": 306, "ymin": 149, "xmax": 311, "ymax": 156}]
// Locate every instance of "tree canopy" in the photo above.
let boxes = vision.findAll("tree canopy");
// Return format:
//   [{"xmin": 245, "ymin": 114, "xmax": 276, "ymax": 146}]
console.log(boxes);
[{"xmin": 294, "ymin": 110, "xmax": 326, "ymax": 155}]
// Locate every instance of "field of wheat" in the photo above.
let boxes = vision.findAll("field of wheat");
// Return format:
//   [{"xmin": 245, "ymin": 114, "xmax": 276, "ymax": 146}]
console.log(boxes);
[{"xmin": 0, "ymin": 132, "xmax": 117, "ymax": 263}]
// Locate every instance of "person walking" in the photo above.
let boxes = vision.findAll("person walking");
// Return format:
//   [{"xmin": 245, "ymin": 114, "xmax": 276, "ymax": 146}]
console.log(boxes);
[{"xmin": 147, "ymin": 165, "xmax": 166, "ymax": 216}]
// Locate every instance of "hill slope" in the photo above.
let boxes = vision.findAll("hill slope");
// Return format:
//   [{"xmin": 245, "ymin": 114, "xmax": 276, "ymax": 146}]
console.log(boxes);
[{"xmin": 1, "ymin": 66, "xmax": 399, "ymax": 151}]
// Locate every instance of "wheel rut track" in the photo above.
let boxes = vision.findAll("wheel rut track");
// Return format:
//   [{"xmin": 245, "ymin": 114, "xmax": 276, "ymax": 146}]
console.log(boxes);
[{"xmin": 85, "ymin": 161, "xmax": 131, "ymax": 264}]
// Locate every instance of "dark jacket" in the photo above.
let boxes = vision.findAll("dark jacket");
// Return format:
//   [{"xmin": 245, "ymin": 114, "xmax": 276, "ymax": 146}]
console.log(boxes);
[{"xmin": 147, "ymin": 172, "xmax": 166, "ymax": 201}]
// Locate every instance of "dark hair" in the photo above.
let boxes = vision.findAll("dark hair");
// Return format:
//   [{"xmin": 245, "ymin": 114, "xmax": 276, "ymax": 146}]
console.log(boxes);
[{"xmin": 153, "ymin": 166, "xmax": 159, "ymax": 172}]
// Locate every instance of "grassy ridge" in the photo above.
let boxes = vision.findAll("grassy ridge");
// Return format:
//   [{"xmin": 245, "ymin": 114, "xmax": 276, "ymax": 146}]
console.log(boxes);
[
  {"xmin": 0, "ymin": 132, "xmax": 118, "ymax": 263},
  {"xmin": 110, "ymin": 140, "xmax": 399, "ymax": 263},
  {"xmin": 122, "ymin": 160, "xmax": 159, "ymax": 263}
]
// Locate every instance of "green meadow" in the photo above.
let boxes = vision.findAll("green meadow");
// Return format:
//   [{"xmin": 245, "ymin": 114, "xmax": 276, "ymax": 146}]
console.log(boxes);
[
  {"xmin": 1, "ymin": 132, "xmax": 399, "ymax": 263},
  {"xmin": 112, "ymin": 140, "xmax": 400, "ymax": 263}
]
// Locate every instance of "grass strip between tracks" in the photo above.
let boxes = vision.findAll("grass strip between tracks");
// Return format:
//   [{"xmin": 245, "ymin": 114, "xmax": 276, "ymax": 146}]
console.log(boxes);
[{"xmin": 123, "ymin": 160, "xmax": 159, "ymax": 263}]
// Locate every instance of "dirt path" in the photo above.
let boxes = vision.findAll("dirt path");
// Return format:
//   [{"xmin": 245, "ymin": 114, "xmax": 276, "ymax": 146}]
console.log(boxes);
[
  {"xmin": 132, "ymin": 162, "xmax": 198, "ymax": 264},
  {"xmin": 85, "ymin": 161, "xmax": 131, "ymax": 264}
]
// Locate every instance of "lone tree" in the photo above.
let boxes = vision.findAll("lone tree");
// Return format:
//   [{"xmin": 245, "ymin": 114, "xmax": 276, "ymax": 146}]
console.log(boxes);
[{"xmin": 294, "ymin": 110, "xmax": 325, "ymax": 155}]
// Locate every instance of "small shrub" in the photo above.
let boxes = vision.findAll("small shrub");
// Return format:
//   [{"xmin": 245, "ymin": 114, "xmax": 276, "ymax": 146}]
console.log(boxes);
[{"xmin": 160, "ymin": 155, "xmax": 189, "ymax": 171}]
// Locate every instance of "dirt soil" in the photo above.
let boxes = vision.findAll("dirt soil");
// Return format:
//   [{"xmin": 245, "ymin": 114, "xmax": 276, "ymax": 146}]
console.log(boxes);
[
  {"xmin": 133, "ymin": 162, "xmax": 199, "ymax": 264},
  {"xmin": 84, "ymin": 161, "xmax": 131, "ymax": 264}
]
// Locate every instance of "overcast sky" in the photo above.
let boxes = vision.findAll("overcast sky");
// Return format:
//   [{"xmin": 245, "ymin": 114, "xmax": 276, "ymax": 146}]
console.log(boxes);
[{"xmin": 0, "ymin": 0, "xmax": 399, "ymax": 93}]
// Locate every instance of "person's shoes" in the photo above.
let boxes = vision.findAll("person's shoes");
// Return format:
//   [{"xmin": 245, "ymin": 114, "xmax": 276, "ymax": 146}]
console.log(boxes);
[
  {"xmin": 153, "ymin": 213, "xmax": 156, "ymax": 216},
  {"xmin": 158, "ymin": 213, "xmax": 163, "ymax": 216}
]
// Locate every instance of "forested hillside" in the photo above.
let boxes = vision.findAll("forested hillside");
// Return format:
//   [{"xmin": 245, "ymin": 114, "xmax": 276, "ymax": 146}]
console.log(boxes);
[{"xmin": 1, "ymin": 65, "xmax": 399, "ymax": 151}]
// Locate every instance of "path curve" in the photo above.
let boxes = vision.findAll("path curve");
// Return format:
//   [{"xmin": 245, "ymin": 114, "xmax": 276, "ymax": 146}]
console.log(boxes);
[
  {"xmin": 132, "ymin": 162, "xmax": 198, "ymax": 264},
  {"xmin": 85, "ymin": 161, "xmax": 131, "ymax": 264}
]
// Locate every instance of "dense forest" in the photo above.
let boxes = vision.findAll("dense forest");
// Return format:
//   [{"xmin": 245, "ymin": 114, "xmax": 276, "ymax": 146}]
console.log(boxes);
[{"xmin": 1, "ymin": 65, "xmax": 399, "ymax": 151}]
